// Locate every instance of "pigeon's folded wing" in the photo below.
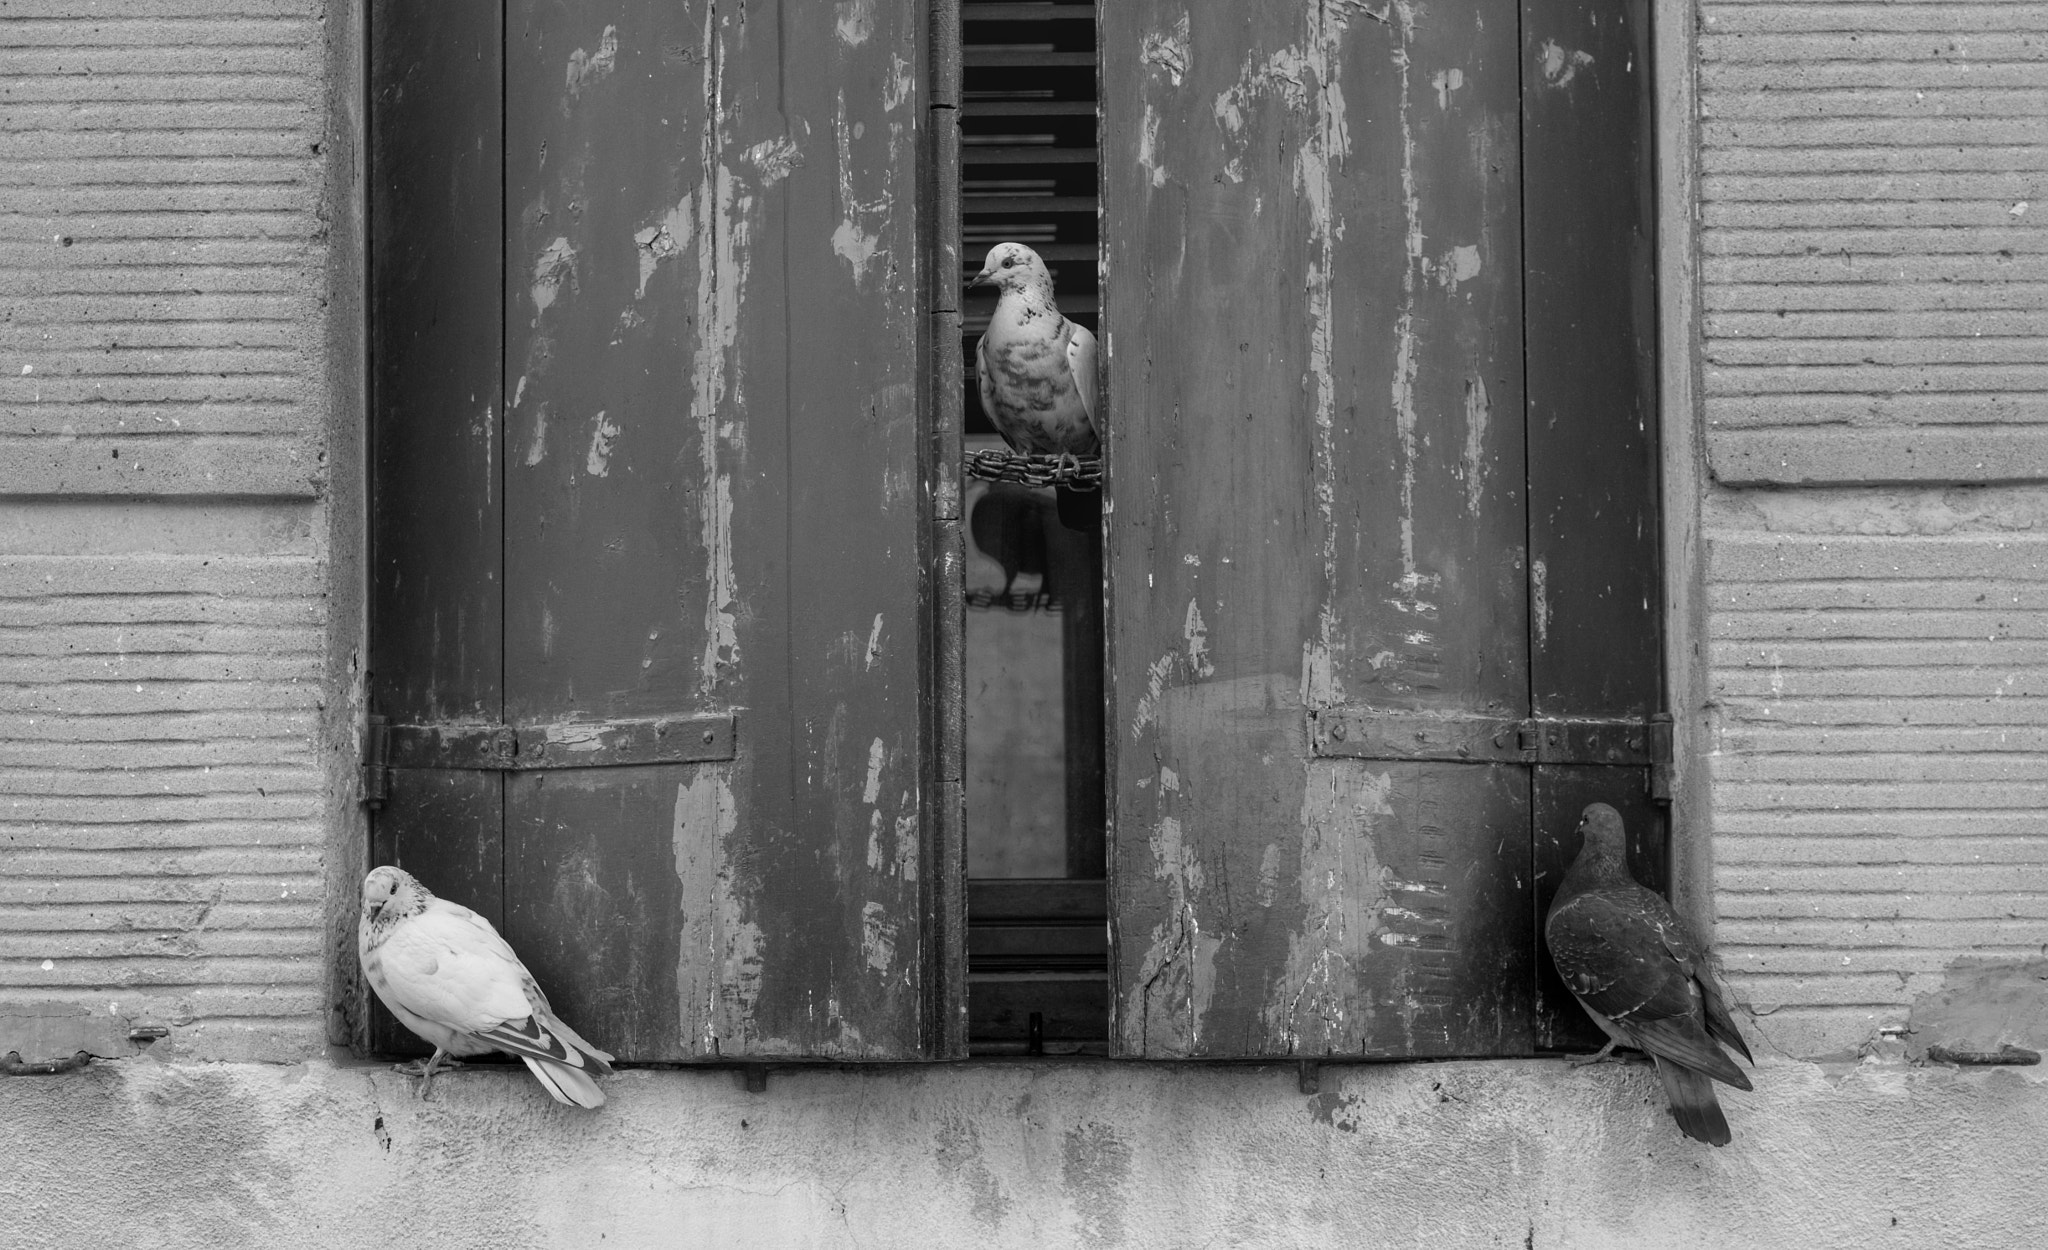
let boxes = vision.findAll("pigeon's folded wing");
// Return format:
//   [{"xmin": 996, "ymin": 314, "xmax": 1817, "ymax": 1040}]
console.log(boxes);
[
  {"xmin": 1550, "ymin": 891, "xmax": 1751, "ymax": 1090},
  {"xmin": 1065, "ymin": 321, "xmax": 1098, "ymax": 432},
  {"xmin": 976, "ymin": 334, "xmax": 999, "ymax": 432},
  {"xmin": 375, "ymin": 904, "xmax": 535, "ymax": 1035}
]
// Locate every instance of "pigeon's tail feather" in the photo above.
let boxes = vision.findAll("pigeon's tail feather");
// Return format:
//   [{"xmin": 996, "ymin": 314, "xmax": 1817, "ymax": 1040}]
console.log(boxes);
[
  {"xmin": 540, "ymin": 1008, "xmax": 615, "ymax": 1073},
  {"xmin": 1631, "ymin": 1016, "xmax": 1753, "ymax": 1091},
  {"xmin": 521, "ymin": 1054, "xmax": 607, "ymax": 1109},
  {"xmin": 1698, "ymin": 980, "xmax": 1755, "ymax": 1066},
  {"xmin": 1655, "ymin": 1057, "xmax": 1732, "ymax": 1147}
]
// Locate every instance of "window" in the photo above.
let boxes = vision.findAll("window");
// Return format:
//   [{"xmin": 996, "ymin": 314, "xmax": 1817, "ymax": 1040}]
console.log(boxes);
[{"xmin": 361, "ymin": 0, "xmax": 1661, "ymax": 1063}]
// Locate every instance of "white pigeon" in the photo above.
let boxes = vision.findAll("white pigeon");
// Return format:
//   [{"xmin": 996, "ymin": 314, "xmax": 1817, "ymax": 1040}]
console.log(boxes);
[
  {"xmin": 358, "ymin": 865, "xmax": 614, "ymax": 1108},
  {"xmin": 971, "ymin": 241, "xmax": 1100, "ymax": 532}
]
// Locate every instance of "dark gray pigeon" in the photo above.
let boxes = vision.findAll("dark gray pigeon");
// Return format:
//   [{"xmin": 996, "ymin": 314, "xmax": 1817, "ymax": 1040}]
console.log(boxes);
[{"xmin": 1546, "ymin": 803, "xmax": 1754, "ymax": 1146}]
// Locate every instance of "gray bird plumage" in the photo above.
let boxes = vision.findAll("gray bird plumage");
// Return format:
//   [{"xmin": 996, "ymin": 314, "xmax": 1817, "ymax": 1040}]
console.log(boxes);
[{"xmin": 1546, "ymin": 803, "xmax": 1753, "ymax": 1146}]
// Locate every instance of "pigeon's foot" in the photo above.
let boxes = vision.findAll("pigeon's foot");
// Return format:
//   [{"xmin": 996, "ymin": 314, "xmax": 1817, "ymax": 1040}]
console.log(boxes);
[
  {"xmin": 1569, "ymin": 1041, "xmax": 1624, "ymax": 1069},
  {"xmin": 395, "ymin": 1052, "xmax": 462, "ymax": 1099}
]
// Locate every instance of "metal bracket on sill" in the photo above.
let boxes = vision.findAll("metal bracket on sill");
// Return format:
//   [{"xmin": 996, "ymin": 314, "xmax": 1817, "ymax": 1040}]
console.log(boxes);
[
  {"xmin": 1310, "ymin": 708, "xmax": 1674, "ymax": 798},
  {"xmin": 362, "ymin": 713, "xmax": 738, "ymax": 808}
]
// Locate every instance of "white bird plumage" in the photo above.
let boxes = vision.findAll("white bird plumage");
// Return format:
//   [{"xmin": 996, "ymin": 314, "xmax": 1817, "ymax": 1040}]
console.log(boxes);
[
  {"xmin": 358, "ymin": 865, "xmax": 614, "ymax": 1108},
  {"xmin": 970, "ymin": 241, "xmax": 1099, "ymax": 458}
]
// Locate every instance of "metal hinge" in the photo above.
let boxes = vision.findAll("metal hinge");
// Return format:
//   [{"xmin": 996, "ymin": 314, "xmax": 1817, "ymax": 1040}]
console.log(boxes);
[
  {"xmin": 360, "ymin": 713, "xmax": 738, "ymax": 808},
  {"xmin": 1647, "ymin": 712, "xmax": 1675, "ymax": 806},
  {"xmin": 361, "ymin": 714, "xmax": 392, "ymax": 810},
  {"xmin": 1311, "ymin": 706, "xmax": 1674, "ymax": 788}
]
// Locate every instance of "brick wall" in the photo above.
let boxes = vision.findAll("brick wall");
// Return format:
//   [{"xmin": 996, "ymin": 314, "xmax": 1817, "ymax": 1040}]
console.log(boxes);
[
  {"xmin": 1699, "ymin": 0, "xmax": 2048, "ymax": 1055},
  {"xmin": 0, "ymin": 0, "xmax": 335, "ymax": 1061}
]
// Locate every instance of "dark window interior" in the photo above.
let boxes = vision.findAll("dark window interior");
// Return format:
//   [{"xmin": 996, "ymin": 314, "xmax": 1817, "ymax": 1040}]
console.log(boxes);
[{"xmin": 959, "ymin": 0, "xmax": 1109, "ymax": 1055}]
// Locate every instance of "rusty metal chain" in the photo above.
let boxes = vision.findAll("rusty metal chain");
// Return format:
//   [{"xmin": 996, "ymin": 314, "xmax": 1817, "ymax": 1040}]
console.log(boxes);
[{"xmin": 963, "ymin": 449, "xmax": 1101, "ymax": 491}]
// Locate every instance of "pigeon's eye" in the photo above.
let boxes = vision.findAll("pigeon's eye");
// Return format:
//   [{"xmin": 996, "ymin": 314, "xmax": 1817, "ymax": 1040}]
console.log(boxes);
[{"xmin": 1001, "ymin": 257, "xmax": 1015, "ymax": 269}]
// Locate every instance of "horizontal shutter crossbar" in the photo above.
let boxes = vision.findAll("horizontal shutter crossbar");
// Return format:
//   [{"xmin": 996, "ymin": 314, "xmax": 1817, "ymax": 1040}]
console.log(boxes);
[
  {"xmin": 1309, "ymin": 708, "xmax": 1667, "ymax": 767},
  {"xmin": 367, "ymin": 713, "xmax": 736, "ymax": 774}
]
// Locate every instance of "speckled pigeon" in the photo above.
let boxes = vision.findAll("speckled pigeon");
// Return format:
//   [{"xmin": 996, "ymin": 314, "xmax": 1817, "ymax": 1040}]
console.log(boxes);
[
  {"xmin": 359, "ymin": 865, "xmax": 614, "ymax": 1108},
  {"xmin": 970, "ymin": 241, "xmax": 1099, "ymax": 530},
  {"xmin": 1546, "ymin": 803, "xmax": 1754, "ymax": 1146}
]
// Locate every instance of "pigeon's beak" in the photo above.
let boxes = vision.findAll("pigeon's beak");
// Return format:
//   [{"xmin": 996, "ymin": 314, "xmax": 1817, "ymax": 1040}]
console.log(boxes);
[{"xmin": 967, "ymin": 267, "xmax": 994, "ymax": 289}]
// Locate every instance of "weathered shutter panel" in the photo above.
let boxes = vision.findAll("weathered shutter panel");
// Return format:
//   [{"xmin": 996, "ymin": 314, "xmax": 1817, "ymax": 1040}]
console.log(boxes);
[
  {"xmin": 367, "ymin": 1, "xmax": 509, "ymax": 1058},
  {"xmin": 1102, "ymin": 1, "xmax": 1658, "ymax": 1059},
  {"xmin": 1522, "ymin": 0, "xmax": 1667, "ymax": 1049},
  {"xmin": 370, "ymin": 1, "xmax": 933, "ymax": 1060}
]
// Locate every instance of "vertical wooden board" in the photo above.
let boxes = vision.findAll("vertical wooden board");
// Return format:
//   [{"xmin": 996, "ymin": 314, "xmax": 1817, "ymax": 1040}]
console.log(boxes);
[
  {"xmin": 499, "ymin": 1, "xmax": 927, "ymax": 1059},
  {"xmin": 1531, "ymin": 765, "xmax": 1666, "ymax": 1050},
  {"xmin": 1103, "ymin": 2, "xmax": 1527, "ymax": 1057},
  {"xmin": 504, "ymin": 770, "xmax": 683, "ymax": 1057},
  {"xmin": 1522, "ymin": 0, "xmax": 1660, "ymax": 718},
  {"xmin": 1522, "ymin": 0, "xmax": 1662, "ymax": 1051},
  {"xmin": 366, "ymin": 770, "xmax": 503, "ymax": 1056},
  {"xmin": 366, "ymin": 0, "xmax": 503, "ymax": 1056},
  {"xmin": 368, "ymin": 0, "xmax": 503, "ymax": 724},
  {"xmin": 749, "ymin": 0, "xmax": 928, "ymax": 1058},
  {"xmin": 502, "ymin": 1, "xmax": 711, "ymax": 724}
]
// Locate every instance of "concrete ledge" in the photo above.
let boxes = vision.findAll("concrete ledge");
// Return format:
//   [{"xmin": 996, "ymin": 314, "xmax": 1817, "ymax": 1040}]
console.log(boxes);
[
  {"xmin": 1709, "ymin": 427, "xmax": 2048, "ymax": 487},
  {"xmin": 6, "ymin": 1057, "xmax": 2044, "ymax": 1248}
]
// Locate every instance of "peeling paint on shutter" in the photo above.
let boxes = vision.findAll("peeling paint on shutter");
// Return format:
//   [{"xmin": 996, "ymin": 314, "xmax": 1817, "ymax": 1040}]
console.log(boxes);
[
  {"xmin": 1102, "ymin": 0, "xmax": 1660, "ymax": 1059},
  {"xmin": 369, "ymin": 0, "xmax": 933, "ymax": 1061}
]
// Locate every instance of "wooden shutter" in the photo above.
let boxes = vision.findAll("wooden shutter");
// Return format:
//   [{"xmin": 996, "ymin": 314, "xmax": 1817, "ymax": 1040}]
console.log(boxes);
[
  {"xmin": 368, "ymin": 1, "xmax": 936, "ymax": 1060},
  {"xmin": 1101, "ymin": 1, "xmax": 1661, "ymax": 1058}
]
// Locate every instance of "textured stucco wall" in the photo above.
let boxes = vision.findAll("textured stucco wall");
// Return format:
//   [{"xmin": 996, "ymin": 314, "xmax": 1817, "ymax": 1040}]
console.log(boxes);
[
  {"xmin": 1693, "ymin": 0, "xmax": 2048, "ymax": 1060},
  {"xmin": 6, "ymin": 1056, "xmax": 2046, "ymax": 1249}
]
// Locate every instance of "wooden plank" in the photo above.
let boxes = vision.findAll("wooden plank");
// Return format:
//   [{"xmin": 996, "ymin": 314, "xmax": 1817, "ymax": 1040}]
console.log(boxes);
[
  {"xmin": 364, "ymin": 0, "xmax": 503, "ymax": 1055},
  {"xmin": 1102, "ymin": 1, "xmax": 1529, "ymax": 1058},
  {"xmin": 1531, "ymin": 767, "xmax": 1667, "ymax": 1051},
  {"xmin": 367, "ymin": 769, "xmax": 502, "ymax": 1056},
  {"xmin": 1522, "ymin": 0, "xmax": 1665, "ymax": 1046},
  {"xmin": 498, "ymin": 0, "xmax": 929, "ymax": 1060},
  {"xmin": 1522, "ymin": 0, "xmax": 1662, "ymax": 720},
  {"xmin": 366, "ymin": 0, "xmax": 502, "ymax": 727}
]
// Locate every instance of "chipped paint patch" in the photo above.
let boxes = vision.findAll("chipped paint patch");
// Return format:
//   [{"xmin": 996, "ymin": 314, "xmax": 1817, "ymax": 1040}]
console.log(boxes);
[
  {"xmin": 584, "ymin": 410, "xmax": 619, "ymax": 477},
  {"xmin": 1264, "ymin": 763, "xmax": 1392, "ymax": 1052},
  {"xmin": 1540, "ymin": 40, "xmax": 1594, "ymax": 87},
  {"xmin": 835, "ymin": 0, "xmax": 876, "ymax": 46},
  {"xmin": 1433, "ymin": 66, "xmax": 1463, "ymax": 108},
  {"xmin": 530, "ymin": 236, "xmax": 576, "ymax": 319},
  {"xmin": 1437, "ymin": 243, "xmax": 1482, "ymax": 291},
  {"xmin": 1300, "ymin": 638, "xmax": 1344, "ymax": 710},
  {"xmin": 862, "ymin": 736, "xmax": 886, "ymax": 804},
  {"xmin": 1461, "ymin": 376, "xmax": 1490, "ymax": 516},
  {"xmin": 1130, "ymin": 651, "xmax": 1180, "ymax": 739},
  {"xmin": 830, "ymin": 95, "xmax": 887, "ymax": 284},
  {"xmin": 745, "ymin": 137, "xmax": 801, "ymax": 185},
  {"xmin": 691, "ymin": 16, "xmax": 750, "ymax": 695},
  {"xmin": 673, "ymin": 769, "xmax": 757, "ymax": 1053},
  {"xmin": 894, "ymin": 813, "xmax": 919, "ymax": 882},
  {"xmin": 885, "ymin": 53, "xmax": 915, "ymax": 112},
  {"xmin": 565, "ymin": 25, "xmax": 618, "ymax": 99},
  {"xmin": 634, "ymin": 195, "xmax": 692, "ymax": 299},
  {"xmin": 1256, "ymin": 842, "xmax": 1283, "ymax": 908},
  {"xmin": 524, "ymin": 403, "xmax": 548, "ymax": 466},
  {"xmin": 1532, "ymin": 559, "xmax": 1550, "ymax": 645},
  {"xmin": 865, "ymin": 613, "xmax": 884, "ymax": 670},
  {"xmin": 1183, "ymin": 599, "xmax": 1215, "ymax": 677},
  {"xmin": 1126, "ymin": 815, "xmax": 1223, "ymax": 1051},
  {"xmin": 862, "ymin": 901, "xmax": 898, "ymax": 975},
  {"xmin": 1141, "ymin": 13, "xmax": 1191, "ymax": 85},
  {"xmin": 1138, "ymin": 104, "xmax": 1168, "ymax": 188}
]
